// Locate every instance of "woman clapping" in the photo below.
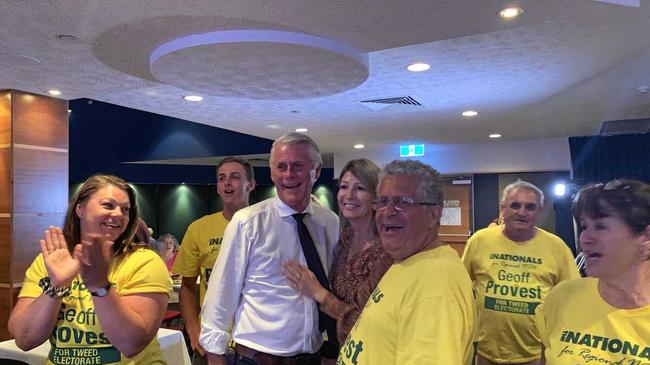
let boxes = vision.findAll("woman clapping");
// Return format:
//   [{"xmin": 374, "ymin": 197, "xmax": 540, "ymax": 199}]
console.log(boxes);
[{"xmin": 9, "ymin": 174, "xmax": 171, "ymax": 364}]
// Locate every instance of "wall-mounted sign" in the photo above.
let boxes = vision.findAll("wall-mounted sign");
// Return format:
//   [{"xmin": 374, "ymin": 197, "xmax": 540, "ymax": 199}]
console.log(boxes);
[
  {"xmin": 441, "ymin": 199, "xmax": 461, "ymax": 226},
  {"xmin": 399, "ymin": 144, "xmax": 424, "ymax": 157}
]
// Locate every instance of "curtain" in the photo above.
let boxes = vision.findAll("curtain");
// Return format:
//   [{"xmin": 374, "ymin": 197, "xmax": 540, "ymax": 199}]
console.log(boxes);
[{"xmin": 569, "ymin": 133, "xmax": 650, "ymax": 182}]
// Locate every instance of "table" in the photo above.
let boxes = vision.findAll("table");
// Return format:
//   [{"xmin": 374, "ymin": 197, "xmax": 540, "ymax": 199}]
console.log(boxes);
[{"xmin": 0, "ymin": 328, "xmax": 191, "ymax": 364}]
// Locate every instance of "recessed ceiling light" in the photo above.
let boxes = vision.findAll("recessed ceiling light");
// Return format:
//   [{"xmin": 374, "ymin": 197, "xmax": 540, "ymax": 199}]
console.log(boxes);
[
  {"xmin": 67, "ymin": 109, "xmax": 71, "ymax": 113},
  {"xmin": 489, "ymin": 133, "xmax": 502, "ymax": 139},
  {"xmin": 499, "ymin": 7, "xmax": 524, "ymax": 19},
  {"xmin": 48, "ymin": 89, "xmax": 61, "ymax": 96},
  {"xmin": 407, "ymin": 62, "xmax": 430, "ymax": 72},
  {"xmin": 183, "ymin": 95, "xmax": 203, "ymax": 102},
  {"xmin": 353, "ymin": 144, "xmax": 365, "ymax": 149},
  {"xmin": 295, "ymin": 128, "xmax": 308, "ymax": 133},
  {"xmin": 462, "ymin": 110, "xmax": 478, "ymax": 117}
]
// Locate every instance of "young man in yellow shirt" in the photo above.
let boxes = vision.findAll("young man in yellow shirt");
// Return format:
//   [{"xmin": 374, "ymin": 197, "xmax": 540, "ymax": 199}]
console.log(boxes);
[{"xmin": 173, "ymin": 157, "xmax": 255, "ymax": 363}]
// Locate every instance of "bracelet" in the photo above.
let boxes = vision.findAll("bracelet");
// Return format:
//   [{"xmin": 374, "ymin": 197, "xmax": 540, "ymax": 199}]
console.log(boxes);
[{"xmin": 38, "ymin": 277, "xmax": 71, "ymax": 298}]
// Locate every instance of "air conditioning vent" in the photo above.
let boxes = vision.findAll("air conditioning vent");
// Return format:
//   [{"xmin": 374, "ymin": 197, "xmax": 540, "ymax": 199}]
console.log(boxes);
[
  {"xmin": 359, "ymin": 96, "xmax": 422, "ymax": 111},
  {"xmin": 599, "ymin": 118, "xmax": 650, "ymax": 135},
  {"xmin": 361, "ymin": 96, "xmax": 422, "ymax": 106}
]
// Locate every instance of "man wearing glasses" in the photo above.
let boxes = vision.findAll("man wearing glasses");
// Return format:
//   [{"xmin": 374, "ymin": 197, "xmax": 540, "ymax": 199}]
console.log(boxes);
[
  {"xmin": 462, "ymin": 181, "xmax": 580, "ymax": 365},
  {"xmin": 337, "ymin": 160, "xmax": 475, "ymax": 365}
]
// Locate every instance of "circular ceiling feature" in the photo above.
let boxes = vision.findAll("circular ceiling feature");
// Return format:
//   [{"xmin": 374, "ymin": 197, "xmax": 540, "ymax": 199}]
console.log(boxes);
[
  {"xmin": 149, "ymin": 30, "xmax": 369, "ymax": 100},
  {"xmin": 0, "ymin": 53, "xmax": 41, "ymax": 66}
]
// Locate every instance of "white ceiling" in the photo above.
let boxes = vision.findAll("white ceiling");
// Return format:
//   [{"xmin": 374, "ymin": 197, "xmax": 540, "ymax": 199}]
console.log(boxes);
[{"xmin": 1, "ymin": 0, "xmax": 649, "ymax": 154}]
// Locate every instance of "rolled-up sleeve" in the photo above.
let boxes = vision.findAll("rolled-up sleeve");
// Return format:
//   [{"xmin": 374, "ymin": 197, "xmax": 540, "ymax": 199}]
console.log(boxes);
[{"xmin": 199, "ymin": 217, "xmax": 249, "ymax": 355}]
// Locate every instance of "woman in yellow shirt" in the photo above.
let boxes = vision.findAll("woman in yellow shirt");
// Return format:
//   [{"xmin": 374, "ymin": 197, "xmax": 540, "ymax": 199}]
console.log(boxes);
[
  {"xmin": 537, "ymin": 179, "xmax": 650, "ymax": 365},
  {"xmin": 9, "ymin": 174, "xmax": 171, "ymax": 364}
]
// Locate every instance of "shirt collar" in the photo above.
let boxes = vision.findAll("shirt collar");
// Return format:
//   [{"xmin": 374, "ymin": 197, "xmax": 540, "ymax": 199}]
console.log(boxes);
[{"xmin": 273, "ymin": 195, "xmax": 314, "ymax": 218}]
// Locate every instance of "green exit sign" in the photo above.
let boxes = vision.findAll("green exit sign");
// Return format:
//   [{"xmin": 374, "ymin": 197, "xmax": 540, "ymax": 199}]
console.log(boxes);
[{"xmin": 400, "ymin": 144, "xmax": 424, "ymax": 157}]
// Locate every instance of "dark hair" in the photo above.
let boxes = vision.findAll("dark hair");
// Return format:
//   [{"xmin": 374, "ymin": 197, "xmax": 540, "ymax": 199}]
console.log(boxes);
[
  {"xmin": 573, "ymin": 179, "xmax": 650, "ymax": 234},
  {"xmin": 63, "ymin": 174, "xmax": 139, "ymax": 256},
  {"xmin": 216, "ymin": 157, "xmax": 254, "ymax": 182},
  {"xmin": 338, "ymin": 159, "xmax": 381, "ymax": 235}
]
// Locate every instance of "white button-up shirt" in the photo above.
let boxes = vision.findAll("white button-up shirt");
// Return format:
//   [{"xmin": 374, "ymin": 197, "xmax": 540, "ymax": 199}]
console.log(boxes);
[{"xmin": 200, "ymin": 196, "xmax": 339, "ymax": 356}]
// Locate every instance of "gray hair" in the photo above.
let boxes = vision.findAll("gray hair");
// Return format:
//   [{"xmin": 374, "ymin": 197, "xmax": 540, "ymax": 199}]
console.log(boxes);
[
  {"xmin": 377, "ymin": 160, "xmax": 443, "ymax": 205},
  {"xmin": 500, "ymin": 180, "xmax": 544, "ymax": 208},
  {"xmin": 269, "ymin": 132, "xmax": 322, "ymax": 168},
  {"xmin": 158, "ymin": 233, "xmax": 179, "ymax": 250}
]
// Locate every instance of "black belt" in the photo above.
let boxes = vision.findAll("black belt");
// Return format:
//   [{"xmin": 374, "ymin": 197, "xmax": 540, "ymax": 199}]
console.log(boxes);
[{"xmin": 234, "ymin": 343, "xmax": 320, "ymax": 365}]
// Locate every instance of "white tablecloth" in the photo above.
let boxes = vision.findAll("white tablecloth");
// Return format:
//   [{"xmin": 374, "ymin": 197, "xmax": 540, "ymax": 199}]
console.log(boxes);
[{"xmin": 0, "ymin": 328, "xmax": 191, "ymax": 364}]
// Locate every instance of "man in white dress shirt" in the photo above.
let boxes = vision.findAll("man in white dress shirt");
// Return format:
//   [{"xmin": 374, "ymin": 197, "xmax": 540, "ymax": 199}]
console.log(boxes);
[{"xmin": 200, "ymin": 133, "xmax": 339, "ymax": 365}]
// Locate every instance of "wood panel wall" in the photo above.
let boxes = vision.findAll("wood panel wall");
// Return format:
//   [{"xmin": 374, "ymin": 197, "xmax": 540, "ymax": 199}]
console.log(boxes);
[
  {"xmin": 0, "ymin": 90, "xmax": 68, "ymax": 340},
  {"xmin": 0, "ymin": 90, "xmax": 12, "ymax": 340},
  {"xmin": 439, "ymin": 177, "xmax": 473, "ymax": 257}
]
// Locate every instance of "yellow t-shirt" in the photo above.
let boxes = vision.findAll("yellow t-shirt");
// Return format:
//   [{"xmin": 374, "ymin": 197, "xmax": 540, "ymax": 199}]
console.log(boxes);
[
  {"xmin": 461, "ymin": 226, "xmax": 580, "ymax": 363},
  {"xmin": 19, "ymin": 247, "xmax": 172, "ymax": 365},
  {"xmin": 337, "ymin": 245, "xmax": 476, "ymax": 365},
  {"xmin": 172, "ymin": 212, "xmax": 229, "ymax": 304},
  {"xmin": 537, "ymin": 277, "xmax": 650, "ymax": 365}
]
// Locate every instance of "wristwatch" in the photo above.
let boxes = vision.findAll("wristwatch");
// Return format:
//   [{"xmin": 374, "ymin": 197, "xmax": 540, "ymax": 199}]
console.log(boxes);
[{"xmin": 89, "ymin": 283, "xmax": 112, "ymax": 297}]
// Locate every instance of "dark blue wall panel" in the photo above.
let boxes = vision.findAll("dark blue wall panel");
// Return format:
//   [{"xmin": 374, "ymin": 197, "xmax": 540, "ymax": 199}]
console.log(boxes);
[
  {"xmin": 68, "ymin": 99, "xmax": 337, "ymax": 240},
  {"xmin": 570, "ymin": 133, "xmax": 650, "ymax": 183},
  {"xmin": 473, "ymin": 173, "xmax": 499, "ymax": 231},
  {"xmin": 69, "ymin": 99, "xmax": 274, "ymax": 184}
]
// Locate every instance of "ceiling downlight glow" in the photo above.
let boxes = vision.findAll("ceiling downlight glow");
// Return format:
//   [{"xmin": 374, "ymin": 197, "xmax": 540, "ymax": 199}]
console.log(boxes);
[
  {"xmin": 499, "ymin": 7, "xmax": 524, "ymax": 19},
  {"xmin": 183, "ymin": 95, "xmax": 203, "ymax": 102},
  {"xmin": 489, "ymin": 133, "xmax": 502, "ymax": 139},
  {"xmin": 48, "ymin": 89, "xmax": 61, "ymax": 96},
  {"xmin": 462, "ymin": 110, "xmax": 478, "ymax": 117},
  {"xmin": 353, "ymin": 144, "xmax": 365, "ymax": 149},
  {"xmin": 295, "ymin": 128, "xmax": 308, "ymax": 133},
  {"xmin": 407, "ymin": 62, "xmax": 430, "ymax": 72}
]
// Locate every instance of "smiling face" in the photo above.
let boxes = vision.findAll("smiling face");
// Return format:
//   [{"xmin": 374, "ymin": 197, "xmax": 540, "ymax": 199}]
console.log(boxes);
[
  {"xmin": 501, "ymin": 188, "xmax": 542, "ymax": 241},
  {"xmin": 217, "ymin": 161, "xmax": 253, "ymax": 209},
  {"xmin": 375, "ymin": 174, "xmax": 442, "ymax": 261},
  {"xmin": 270, "ymin": 142, "xmax": 320, "ymax": 212},
  {"xmin": 75, "ymin": 185, "xmax": 130, "ymax": 242},
  {"xmin": 338, "ymin": 171, "xmax": 374, "ymax": 224},
  {"xmin": 579, "ymin": 214, "xmax": 650, "ymax": 279}
]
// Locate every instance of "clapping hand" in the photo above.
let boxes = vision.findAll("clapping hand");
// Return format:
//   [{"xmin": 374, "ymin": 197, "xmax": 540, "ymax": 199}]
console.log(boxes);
[
  {"xmin": 75, "ymin": 233, "xmax": 114, "ymax": 289},
  {"xmin": 40, "ymin": 226, "xmax": 79, "ymax": 287}
]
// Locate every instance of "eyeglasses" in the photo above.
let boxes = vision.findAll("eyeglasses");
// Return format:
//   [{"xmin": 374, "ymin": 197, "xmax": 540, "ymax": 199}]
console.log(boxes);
[{"xmin": 372, "ymin": 196, "xmax": 438, "ymax": 211}]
